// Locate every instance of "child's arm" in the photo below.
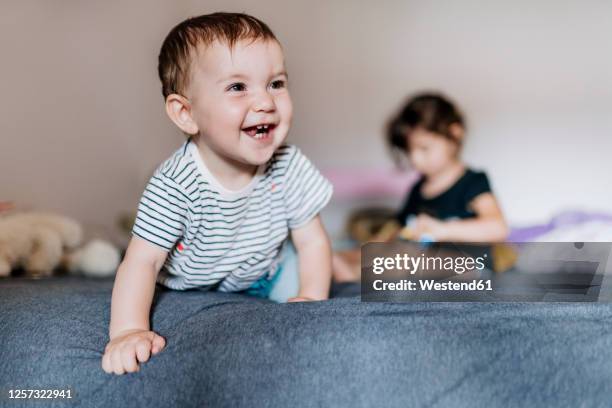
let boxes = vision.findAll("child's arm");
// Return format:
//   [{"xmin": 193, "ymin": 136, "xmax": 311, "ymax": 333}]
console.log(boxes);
[
  {"xmin": 101, "ymin": 236, "xmax": 168, "ymax": 375},
  {"xmin": 288, "ymin": 215, "xmax": 332, "ymax": 302},
  {"xmin": 414, "ymin": 193, "xmax": 509, "ymax": 242}
]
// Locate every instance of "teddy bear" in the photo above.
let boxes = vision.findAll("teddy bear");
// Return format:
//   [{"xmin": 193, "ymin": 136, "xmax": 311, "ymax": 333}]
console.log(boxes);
[{"xmin": 0, "ymin": 211, "xmax": 120, "ymax": 278}]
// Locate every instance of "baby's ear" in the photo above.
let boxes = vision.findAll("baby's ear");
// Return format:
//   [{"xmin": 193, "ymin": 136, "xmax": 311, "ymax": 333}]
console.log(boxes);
[
  {"xmin": 449, "ymin": 122, "xmax": 464, "ymax": 142},
  {"xmin": 165, "ymin": 94, "xmax": 199, "ymax": 135}
]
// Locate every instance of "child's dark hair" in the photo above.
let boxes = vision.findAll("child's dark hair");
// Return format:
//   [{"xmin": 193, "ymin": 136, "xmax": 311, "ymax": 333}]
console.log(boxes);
[
  {"xmin": 386, "ymin": 93, "xmax": 465, "ymax": 161},
  {"xmin": 158, "ymin": 12, "xmax": 277, "ymax": 99}
]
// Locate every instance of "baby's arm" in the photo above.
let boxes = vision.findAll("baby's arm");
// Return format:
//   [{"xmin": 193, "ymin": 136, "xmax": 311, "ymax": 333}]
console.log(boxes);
[
  {"xmin": 288, "ymin": 215, "xmax": 332, "ymax": 301},
  {"xmin": 101, "ymin": 236, "xmax": 168, "ymax": 375},
  {"xmin": 415, "ymin": 193, "xmax": 509, "ymax": 242}
]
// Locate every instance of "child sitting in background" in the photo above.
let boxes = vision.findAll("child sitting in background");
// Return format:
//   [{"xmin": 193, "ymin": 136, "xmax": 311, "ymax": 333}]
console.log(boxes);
[{"xmin": 333, "ymin": 93, "xmax": 508, "ymax": 282}]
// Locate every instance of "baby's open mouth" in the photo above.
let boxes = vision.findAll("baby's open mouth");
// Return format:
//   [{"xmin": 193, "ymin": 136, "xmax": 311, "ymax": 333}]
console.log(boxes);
[{"xmin": 242, "ymin": 124, "xmax": 277, "ymax": 140}]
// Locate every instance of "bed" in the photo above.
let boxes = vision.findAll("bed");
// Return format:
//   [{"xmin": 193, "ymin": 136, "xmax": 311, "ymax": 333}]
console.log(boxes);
[{"xmin": 2, "ymin": 275, "xmax": 612, "ymax": 407}]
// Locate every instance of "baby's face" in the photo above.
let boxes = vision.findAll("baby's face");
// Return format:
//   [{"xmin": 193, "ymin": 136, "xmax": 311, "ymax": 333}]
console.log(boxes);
[
  {"xmin": 185, "ymin": 39, "xmax": 292, "ymax": 166},
  {"xmin": 407, "ymin": 128, "xmax": 459, "ymax": 176}
]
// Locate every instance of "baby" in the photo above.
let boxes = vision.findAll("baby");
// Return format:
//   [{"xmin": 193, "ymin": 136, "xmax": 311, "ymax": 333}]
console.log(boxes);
[{"xmin": 102, "ymin": 13, "xmax": 333, "ymax": 375}]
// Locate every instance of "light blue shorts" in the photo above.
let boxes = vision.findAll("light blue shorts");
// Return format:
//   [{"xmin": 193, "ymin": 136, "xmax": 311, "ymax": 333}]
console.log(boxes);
[{"xmin": 244, "ymin": 241, "xmax": 299, "ymax": 303}]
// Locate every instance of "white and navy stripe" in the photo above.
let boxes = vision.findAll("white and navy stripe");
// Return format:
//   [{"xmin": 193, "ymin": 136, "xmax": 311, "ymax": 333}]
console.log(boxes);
[{"xmin": 132, "ymin": 139, "xmax": 333, "ymax": 291}]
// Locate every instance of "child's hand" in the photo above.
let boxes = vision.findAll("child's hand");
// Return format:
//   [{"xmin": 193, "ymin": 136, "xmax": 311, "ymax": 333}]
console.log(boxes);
[
  {"xmin": 413, "ymin": 214, "xmax": 446, "ymax": 241},
  {"xmin": 101, "ymin": 329, "xmax": 166, "ymax": 375}
]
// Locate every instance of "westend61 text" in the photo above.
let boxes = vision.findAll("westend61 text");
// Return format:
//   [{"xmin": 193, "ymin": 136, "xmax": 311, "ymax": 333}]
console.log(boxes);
[{"xmin": 372, "ymin": 279, "xmax": 493, "ymax": 292}]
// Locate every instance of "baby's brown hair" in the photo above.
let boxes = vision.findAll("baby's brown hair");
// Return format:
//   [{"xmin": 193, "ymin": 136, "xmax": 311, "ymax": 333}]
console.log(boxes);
[{"xmin": 158, "ymin": 12, "xmax": 278, "ymax": 99}]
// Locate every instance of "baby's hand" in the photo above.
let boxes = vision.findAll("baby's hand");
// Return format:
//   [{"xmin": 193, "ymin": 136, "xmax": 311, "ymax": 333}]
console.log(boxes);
[{"xmin": 101, "ymin": 329, "xmax": 166, "ymax": 375}]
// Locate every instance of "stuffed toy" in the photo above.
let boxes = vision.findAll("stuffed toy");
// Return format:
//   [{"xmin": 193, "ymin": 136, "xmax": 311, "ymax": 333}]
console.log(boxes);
[
  {"xmin": 345, "ymin": 207, "xmax": 397, "ymax": 243},
  {"xmin": 0, "ymin": 211, "xmax": 120, "ymax": 278}
]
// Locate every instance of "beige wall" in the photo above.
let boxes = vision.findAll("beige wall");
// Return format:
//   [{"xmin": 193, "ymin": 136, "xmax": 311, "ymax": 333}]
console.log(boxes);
[{"xmin": 2, "ymin": 1, "xmax": 611, "ymax": 244}]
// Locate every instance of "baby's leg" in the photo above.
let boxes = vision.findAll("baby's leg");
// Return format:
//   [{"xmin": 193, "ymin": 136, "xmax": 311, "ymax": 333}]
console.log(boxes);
[
  {"xmin": 332, "ymin": 249, "xmax": 361, "ymax": 283},
  {"xmin": 267, "ymin": 241, "xmax": 299, "ymax": 303}
]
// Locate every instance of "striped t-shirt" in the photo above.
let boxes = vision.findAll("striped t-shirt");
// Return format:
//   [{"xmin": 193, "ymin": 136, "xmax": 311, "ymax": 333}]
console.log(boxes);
[{"xmin": 132, "ymin": 139, "xmax": 333, "ymax": 291}]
